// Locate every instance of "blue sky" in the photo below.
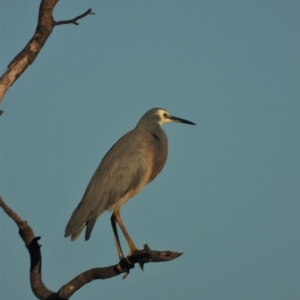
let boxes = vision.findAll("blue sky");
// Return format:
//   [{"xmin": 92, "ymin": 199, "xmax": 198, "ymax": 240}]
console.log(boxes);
[{"xmin": 1, "ymin": 1, "xmax": 299, "ymax": 299}]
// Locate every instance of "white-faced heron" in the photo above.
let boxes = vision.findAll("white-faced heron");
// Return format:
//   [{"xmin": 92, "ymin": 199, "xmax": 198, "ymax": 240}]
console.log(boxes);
[{"xmin": 65, "ymin": 108, "xmax": 195, "ymax": 260}]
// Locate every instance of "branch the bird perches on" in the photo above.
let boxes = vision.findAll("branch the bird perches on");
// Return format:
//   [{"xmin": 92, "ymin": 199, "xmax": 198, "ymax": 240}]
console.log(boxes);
[{"xmin": 0, "ymin": 197, "xmax": 182, "ymax": 299}]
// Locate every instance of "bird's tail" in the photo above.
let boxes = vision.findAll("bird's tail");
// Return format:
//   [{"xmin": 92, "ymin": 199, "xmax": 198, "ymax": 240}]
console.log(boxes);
[
  {"xmin": 84, "ymin": 216, "xmax": 98, "ymax": 241},
  {"xmin": 65, "ymin": 222, "xmax": 85, "ymax": 241}
]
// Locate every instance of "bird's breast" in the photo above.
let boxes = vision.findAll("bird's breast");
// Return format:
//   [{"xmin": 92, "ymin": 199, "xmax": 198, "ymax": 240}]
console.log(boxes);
[{"xmin": 148, "ymin": 132, "xmax": 168, "ymax": 183}]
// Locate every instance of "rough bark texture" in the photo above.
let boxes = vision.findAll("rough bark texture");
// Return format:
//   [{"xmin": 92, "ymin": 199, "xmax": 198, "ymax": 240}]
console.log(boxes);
[
  {"xmin": 0, "ymin": 0, "xmax": 94, "ymax": 103},
  {"xmin": 0, "ymin": 197, "xmax": 182, "ymax": 299}
]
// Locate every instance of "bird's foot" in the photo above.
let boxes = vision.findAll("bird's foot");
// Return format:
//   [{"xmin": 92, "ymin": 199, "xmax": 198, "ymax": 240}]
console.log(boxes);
[
  {"xmin": 116, "ymin": 245, "xmax": 151, "ymax": 278},
  {"xmin": 116, "ymin": 256, "xmax": 135, "ymax": 279},
  {"xmin": 127, "ymin": 244, "xmax": 151, "ymax": 271}
]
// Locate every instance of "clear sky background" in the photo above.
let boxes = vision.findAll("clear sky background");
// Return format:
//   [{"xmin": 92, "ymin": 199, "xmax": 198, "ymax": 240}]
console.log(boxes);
[{"xmin": 1, "ymin": 1, "xmax": 299, "ymax": 299}]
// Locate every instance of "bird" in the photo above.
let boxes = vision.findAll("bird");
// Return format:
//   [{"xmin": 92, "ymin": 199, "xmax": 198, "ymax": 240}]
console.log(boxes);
[{"xmin": 65, "ymin": 108, "xmax": 195, "ymax": 261}]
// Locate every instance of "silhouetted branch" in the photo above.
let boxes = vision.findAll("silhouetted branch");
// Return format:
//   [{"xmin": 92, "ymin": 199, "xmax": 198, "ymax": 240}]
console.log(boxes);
[
  {"xmin": 0, "ymin": 0, "xmax": 94, "ymax": 102},
  {"xmin": 0, "ymin": 197, "xmax": 182, "ymax": 299}
]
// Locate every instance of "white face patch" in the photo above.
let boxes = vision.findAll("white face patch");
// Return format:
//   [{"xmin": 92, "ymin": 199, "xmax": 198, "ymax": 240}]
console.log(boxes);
[{"xmin": 156, "ymin": 109, "xmax": 172, "ymax": 126}]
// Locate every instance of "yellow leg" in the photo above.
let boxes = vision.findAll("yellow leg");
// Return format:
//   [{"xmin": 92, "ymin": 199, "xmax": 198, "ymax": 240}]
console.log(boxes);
[
  {"xmin": 114, "ymin": 208, "xmax": 137, "ymax": 255},
  {"xmin": 110, "ymin": 213, "xmax": 124, "ymax": 260}
]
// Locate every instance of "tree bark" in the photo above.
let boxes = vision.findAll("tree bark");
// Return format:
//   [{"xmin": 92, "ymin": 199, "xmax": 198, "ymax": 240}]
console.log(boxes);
[
  {"xmin": 0, "ymin": 197, "xmax": 182, "ymax": 299},
  {"xmin": 0, "ymin": 0, "xmax": 94, "ymax": 103}
]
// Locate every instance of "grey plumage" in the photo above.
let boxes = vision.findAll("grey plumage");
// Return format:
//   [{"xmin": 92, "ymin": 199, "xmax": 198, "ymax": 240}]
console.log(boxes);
[{"xmin": 65, "ymin": 108, "xmax": 195, "ymax": 256}]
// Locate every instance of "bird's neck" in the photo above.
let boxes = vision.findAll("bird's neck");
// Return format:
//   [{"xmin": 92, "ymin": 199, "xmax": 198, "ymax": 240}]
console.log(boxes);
[{"xmin": 136, "ymin": 123, "xmax": 163, "ymax": 139}]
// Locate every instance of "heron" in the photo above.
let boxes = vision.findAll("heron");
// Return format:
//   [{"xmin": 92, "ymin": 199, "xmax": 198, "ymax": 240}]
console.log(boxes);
[{"xmin": 65, "ymin": 108, "xmax": 195, "ymax": 261}]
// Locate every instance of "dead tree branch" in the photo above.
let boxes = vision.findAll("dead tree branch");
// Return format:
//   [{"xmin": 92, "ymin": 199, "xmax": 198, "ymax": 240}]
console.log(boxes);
[
  {"xmin": 0, "ymin": 197, "xmax": 182, "ymax": 299},
  {"xmin": 54, "ymin": 8, "xmax": 95, "ymax": 26},
  {"xmin": 0, "ymin": 0, "xmax": 94, "ymax": 103}
]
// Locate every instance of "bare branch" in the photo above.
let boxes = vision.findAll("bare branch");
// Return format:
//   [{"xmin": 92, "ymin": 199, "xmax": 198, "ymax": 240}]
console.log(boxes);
[
  {"xmin": 0, "ymin": 196, "xmax": 23, "ymax": 225},
  {"xmin": 0, "ymin": 197, "xmax": 182, "ymax": 299},
  {"xmin": 0, "ymin": 197, "xmax": 54, "ymax": 299},
  {"xmin": 59, "ymin": 245, "xmax": 182, "ymax": 298},
  {"xmin": 0, "ymin": 1, "xmax": 93, "ymax": 103},
  {"xmin": 54, "ymin": 9, "xmax": 95, "ymax": 26}
]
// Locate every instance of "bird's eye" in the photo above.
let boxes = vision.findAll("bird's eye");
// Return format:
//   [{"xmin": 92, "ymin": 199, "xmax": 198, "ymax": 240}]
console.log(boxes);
[{"xmin": 163, "ymin": 113, "xmax": 167, "ymax": 118}]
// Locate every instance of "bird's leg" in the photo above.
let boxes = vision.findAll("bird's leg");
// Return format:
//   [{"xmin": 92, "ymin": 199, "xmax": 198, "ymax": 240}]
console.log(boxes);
[
  {"xmin": 110, "ymin": 213, "xmax": 125, "ymax": 261},
  {"xmin": 111, "ymin": 210, "xmax": 138, "ymax": 278},
  {"xmin": 114, "ymin": 209, "xmax": 138, "ymax": 256}
]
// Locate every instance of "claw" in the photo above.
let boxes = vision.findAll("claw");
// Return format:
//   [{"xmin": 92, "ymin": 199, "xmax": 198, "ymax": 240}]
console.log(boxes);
[
  {"xmin": 117, "ymin": 256, "xmax": 135, "ymax": 279},
  {"xmin": 122, "ymin": 270, "xmax": 129, "ymax": 279},
  {"xmin": 117, "ymin": 247, "xmax": 148, "ymax": 278}
]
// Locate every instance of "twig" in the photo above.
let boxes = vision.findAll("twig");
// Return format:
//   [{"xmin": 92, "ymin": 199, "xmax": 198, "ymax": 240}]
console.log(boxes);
[
  {"xmin": 0, "ymin": 196, "xmax": 23, "ymax": 225},
  {"xmin": 54, "ymin": 9, "xmax": 95, "ymax": 26}
]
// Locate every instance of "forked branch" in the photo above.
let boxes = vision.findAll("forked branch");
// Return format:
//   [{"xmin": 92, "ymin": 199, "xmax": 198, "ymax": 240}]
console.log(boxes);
[{"xmin": 0, "ymin": 0, "xmax": 94, "ymax": 103}]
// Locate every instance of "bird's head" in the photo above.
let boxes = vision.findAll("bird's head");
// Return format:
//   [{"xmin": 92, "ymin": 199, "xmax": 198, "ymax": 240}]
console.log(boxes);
[
  {"xmin": 136, "ymin": 108, "xmax": 195, "ymax": 130},
  {"xmin": 155, "ymin": 108, "xmax": 196, "ymax": 126}
]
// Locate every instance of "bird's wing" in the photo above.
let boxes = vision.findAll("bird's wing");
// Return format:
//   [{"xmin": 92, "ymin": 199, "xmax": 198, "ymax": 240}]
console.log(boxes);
[{"xmin": 65, "ymin": 129, "xmax": 155, "ymax": 239}]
